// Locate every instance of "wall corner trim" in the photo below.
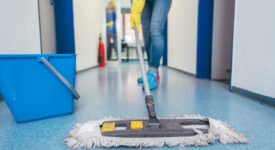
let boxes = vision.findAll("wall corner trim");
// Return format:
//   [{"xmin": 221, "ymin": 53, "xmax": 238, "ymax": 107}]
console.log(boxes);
[{"xmin": 231, "ymin": 86, "xmax": 275, "ymax": 108}]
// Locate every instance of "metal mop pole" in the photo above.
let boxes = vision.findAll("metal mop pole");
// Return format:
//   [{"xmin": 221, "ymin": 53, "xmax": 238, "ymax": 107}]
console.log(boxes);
[
  {"xmin": 134, "ymin": 27, "xmax": 151, "ymax": 96},
  {"xmin": 134, "ymin": 27, "xmax": 160, "ymax": 127}
]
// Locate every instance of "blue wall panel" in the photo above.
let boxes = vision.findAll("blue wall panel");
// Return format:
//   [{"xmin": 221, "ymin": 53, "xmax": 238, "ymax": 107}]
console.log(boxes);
[
  {"xmin": 196, "ymin": 0, "xmax": 214, "ymax": 79},
  {"xmin": 54, "ymin": 0, "xmax": 75, "ymax": 54}
]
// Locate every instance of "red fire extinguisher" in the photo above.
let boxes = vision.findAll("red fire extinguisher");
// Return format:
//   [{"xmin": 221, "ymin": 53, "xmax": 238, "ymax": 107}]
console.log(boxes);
[{"xmin": 98, "ymin": 34, "xmax": 105, "ymax": 67}]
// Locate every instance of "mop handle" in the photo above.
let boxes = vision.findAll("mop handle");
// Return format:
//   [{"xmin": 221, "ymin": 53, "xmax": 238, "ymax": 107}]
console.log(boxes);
[
  {"xmin": 135, "ymin": 27, "xmax": 159, "ymax": 126},
  {"xmin": 134, "ymin": 27, "xmax": 151, "ymax": 96}
]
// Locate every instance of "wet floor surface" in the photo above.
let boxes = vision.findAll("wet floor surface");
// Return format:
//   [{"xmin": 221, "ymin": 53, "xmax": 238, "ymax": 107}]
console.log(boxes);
[{"xmin": 0, "ymin": 63, "xmax": 275, "ymax": 150}]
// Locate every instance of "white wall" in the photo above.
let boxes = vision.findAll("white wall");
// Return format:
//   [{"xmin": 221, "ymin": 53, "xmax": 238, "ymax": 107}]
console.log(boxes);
[
  {"xmin": 73, "ymin": 0, "xmax": 106, "ymax": 71},
  {"xmin": 211, "ymin": 0, "xmax": 235, "ymax": 80},
  {"xmin": 39, "ymin": 0, "xmax": 56, "ymax": 54},
  {"xmin": 118, "ymin": 0, "xmax": 131, "ymax": 8},
  {"xmin": 0, "ymin": 0, "xmax": 41, "ymax": 54},
  {"xmin": 106, "ymin": 0, "xmax": 131, "ymax": 8},
  {"xmin": 231, "ymin": 0, "xmax": 275, "ymax": 98},
  {"xmin": 168, "ymin": 0, "xmax": 199, "ymax": 74}
]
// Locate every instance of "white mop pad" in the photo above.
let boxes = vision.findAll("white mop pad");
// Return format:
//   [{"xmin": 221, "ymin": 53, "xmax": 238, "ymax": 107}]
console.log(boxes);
[{"xmin": 65, "ymin": 115, "xmax": 248, "ymax": 149}]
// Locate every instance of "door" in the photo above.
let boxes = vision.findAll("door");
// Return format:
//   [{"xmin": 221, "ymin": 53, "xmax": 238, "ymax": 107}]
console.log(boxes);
[{"xmin": 211, "ymin": 0, "xmax": 235, "ymax": 80}]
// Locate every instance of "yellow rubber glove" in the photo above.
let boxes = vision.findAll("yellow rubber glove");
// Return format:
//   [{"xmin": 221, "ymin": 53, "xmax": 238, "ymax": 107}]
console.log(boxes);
[
  {"xmin": 110, "ymin": 0, "xmax": 115, "ymax": 7},
  {"xmin": 106, "ymin": 21, "xmax": 114, "ymax": 27},
  {"xmin": 130, "ymin": 0, "xmax": 145, "ymax": 32}
]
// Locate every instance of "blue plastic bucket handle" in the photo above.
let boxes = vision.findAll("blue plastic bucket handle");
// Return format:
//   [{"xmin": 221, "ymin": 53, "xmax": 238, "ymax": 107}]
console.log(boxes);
[{"xmin": 40, "ymin": 57, "xmax": 80, "ymax": 100}]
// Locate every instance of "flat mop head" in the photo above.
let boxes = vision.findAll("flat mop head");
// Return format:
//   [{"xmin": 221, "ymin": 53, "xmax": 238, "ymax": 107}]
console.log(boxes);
[
  {"xmin": 65, "ymin": 115, "xmax": 248, "ymax": 149},
  {"xmin": 100, "ymin": 118, "xmax": 209, "ymax": 138}
]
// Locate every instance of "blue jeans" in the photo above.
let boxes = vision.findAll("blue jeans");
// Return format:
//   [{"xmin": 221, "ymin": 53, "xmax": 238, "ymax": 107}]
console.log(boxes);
[
  {"xmin": 141, "ymin": 0, "xmax": 172, "ymax": 69},
  {"xmin": 107, "ymin": 33, "xmax": 118, "ymax": 60}
]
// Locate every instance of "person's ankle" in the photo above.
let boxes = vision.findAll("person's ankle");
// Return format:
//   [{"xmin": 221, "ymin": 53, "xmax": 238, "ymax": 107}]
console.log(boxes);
[{"xmin": 148, "ymin": 67, "xmax": 158, "ymax": 75}]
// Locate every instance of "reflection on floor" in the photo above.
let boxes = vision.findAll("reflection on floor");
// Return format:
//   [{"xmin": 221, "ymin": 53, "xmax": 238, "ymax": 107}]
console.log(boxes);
[
  {"xmin": 0, "ymin": 63, "xmax": 275, "ymax": 150},
  {"xmin": 112, "ymin": 47, "xmax": 148, "ymax": 61}
]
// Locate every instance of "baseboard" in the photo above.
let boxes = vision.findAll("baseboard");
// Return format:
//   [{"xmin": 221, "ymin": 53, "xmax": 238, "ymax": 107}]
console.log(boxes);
[
  {"xmin": 231, "ymin": 86, "xmax": 275, "ymax": 108},
  {"xmin": 166, "ymin": 66, "xmax": 196, "ymax": 77},
  {"xmin": 76, "ymin": 65, "xmax": 98, "ymax": 74}
]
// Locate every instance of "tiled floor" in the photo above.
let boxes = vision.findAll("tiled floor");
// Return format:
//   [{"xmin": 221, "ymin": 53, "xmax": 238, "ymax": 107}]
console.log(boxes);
[{"xmin": 0, "ymin": 63, "xmax": 275, "ymax": 150}]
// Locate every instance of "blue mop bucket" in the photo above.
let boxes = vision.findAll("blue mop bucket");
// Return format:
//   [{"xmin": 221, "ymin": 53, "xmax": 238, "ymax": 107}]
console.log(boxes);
[{"xmin": 0, "ymin": 54, "xmax": 80, "ymax": 122}]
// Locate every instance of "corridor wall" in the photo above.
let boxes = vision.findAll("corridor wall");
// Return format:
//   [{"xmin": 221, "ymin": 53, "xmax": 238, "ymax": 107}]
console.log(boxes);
[
  {"xmin": 73, "ymin": 0, "xmax": 106, "ymax": 71},
  {"xmin": 168, "ymin": 0, "xmax": 199, "ymax": 75},
  {"xmin": 231, "ymin": 0, "xmax": 275, "ymax": 104},
  {"xmin": 0, "ymin": 0, "xmax": 41, "ymax": 54},
  {"xmin": 168, "ymin": 0, "xmax": 213, "ymax": 78}
]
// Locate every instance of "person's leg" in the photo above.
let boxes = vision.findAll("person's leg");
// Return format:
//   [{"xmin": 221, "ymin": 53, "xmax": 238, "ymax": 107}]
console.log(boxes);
[
  {"xmin": 140, "ymin": 0, "xmax": 172, "ymax": 90},
  {"xmin": 141, "ymin": 1, "xmax": 153, "ymax": 64},
  {"xmin": 149, "ymin": 0, "xmax": 172, "ymax": 72},
  {"xmin": 107, "ymin": 34, "xmax": 112, "ymax": 60},
  {"xmin": 113, "ymin": 33, "xmax": 118, "ymax": 59}
]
